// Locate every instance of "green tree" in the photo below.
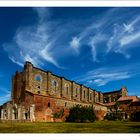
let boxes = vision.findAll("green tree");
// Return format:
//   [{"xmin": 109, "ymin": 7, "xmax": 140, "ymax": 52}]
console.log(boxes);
[{"xmin": 66, "ymin": 105, "xmax": 96, "ymax": 122}]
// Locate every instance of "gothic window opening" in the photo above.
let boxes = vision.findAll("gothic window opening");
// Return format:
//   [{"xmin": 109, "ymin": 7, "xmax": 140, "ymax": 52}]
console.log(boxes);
[
  {"xmin": 66, "ymin": 86, "xmax": 69, "ymax": 95},
  {"xmin": 48, "ymin": 102, "xmax": 51, "ymax": 108},
  {"xmin": 104, "ymin": 97, "xmax": 109, "ymax": 103},
  {"xmin": 52, "ymin": 80, "xmax": 57, "ymax": 92},
  {"xmin": 25, "ymin": 112, "xmax": 28, "ymax": 120},
  {"xmin": 84, "ymin": 90, "xmax": 86, "ymax": 99},
  {"xmin": 75, "ymin": 88, "xmax": 78, "ymax": 97},
  {"xmin": 35, "ymin": 75, "xmax": 41, "ymax": 82},
  {"xmin": 96, "ymin": 96, "xmax": 98, "ymax": 102},
  {"xmin": 90, "ymin": 93, "xmax": 92, "ymax": 100},
  {"xmin": 65, "ymin": 102, "xmax": 67, "ymax": 107},
  {"xmin": 65, "ymin": 84, "xmax": 69, "ymax": 96}
]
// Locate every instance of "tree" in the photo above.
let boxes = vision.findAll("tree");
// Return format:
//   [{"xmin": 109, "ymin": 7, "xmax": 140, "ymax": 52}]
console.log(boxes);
[
  {"xmin": 66, "ymin": 105, "xmax": 96, "ymax": 122},
  {"xmin": 130, "ymin": 111, "xmax": 140, "ymax": 121},
  {"xmin": 104, "ymin": 102, "xmax": 123, "ymax": 121}
]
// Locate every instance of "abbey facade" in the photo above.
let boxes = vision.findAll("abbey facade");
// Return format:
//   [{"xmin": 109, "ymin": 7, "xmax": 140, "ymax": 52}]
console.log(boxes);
[{"xmin": 0, "ymin": 62, "xmax": 139, "ymax": 122}]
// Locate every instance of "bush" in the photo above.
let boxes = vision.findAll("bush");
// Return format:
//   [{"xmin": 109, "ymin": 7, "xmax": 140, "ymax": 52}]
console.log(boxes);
[
  {"xmin": 104, "ymin": 112, "xmax": 122, "ymax": 121},
  {"xmin": 104, "ymin": 113, "xmax": 116, "ymax": 121},
  {"xmin": 66, "ymin": 105, "xmax": 96, "ymax": 122},
  {"xmin": 53, "ymin": 109, "xmax": 64, "ymax": 119},
  {"xmin": 130, "ymin": 111, "xmax": 140, "ymax": 121}
]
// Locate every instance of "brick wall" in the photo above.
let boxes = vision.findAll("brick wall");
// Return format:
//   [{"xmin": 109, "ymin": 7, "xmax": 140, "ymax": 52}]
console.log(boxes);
[
  {"xmin": 11, "ymin": 62, "xmax": 107, "ymax": 122},
  {"xmin": 22, "ymin": 61, "xmax": 103, "ymax": 105}
]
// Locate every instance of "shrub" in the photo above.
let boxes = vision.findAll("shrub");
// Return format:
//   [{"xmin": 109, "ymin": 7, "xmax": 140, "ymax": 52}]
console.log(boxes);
[
  {"xmin": 104, "ymin": 112, "xmax": 122, "ymax": 121},
  {"xmin": 53, "ymin": 109, "xmax": 64, "ymax": 119},
  {"xmin": 130, "ymin": 111, "xmax": 140, "ymax": 121},
  {"xmin": 104, "ymin": 113, "xmax": 116, "ymax": 121},
  {"xmin": 66, "ymin": 105, "xmax": 96, "ymax": 122}
]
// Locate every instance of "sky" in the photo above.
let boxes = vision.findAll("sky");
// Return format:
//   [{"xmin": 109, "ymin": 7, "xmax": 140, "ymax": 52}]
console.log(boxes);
[{"xmin": 0, "ymin": 7, "xmax": 140, "ymax": 105}]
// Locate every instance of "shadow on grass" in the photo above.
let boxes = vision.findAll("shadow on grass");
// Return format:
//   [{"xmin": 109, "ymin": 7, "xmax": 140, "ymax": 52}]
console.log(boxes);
[{"xmin": 128, "ymin": 125, "xmax": 140, "ymax": 129}]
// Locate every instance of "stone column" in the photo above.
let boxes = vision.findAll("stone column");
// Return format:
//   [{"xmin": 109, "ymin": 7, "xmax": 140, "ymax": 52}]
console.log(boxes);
[
  {"xmin": 127, "ymin": 114, "xmax": 130, "ymax": 119},
  {"xmin": 47, "ymin": 72, "xmax": 52, "ymax": 95},
  {"xmin": 123, "ymin": 112, "xmax": 125, "ymax": 120},
  {"xmin": 18, "ymin": 107, "xmax": 21, "ymax": 120},
  {"xmin": 80, "ymin": 85, "xmax": 83, "ymax": 101},
  {"xmin": 1, "ymin": 109, "xmax": 4, "ymax": 120},
  {"xmin": 87, "ymin": 88, "xmax": 90, "ymax": 103},
  {"xmin": 61, "ymin": 78, "xmax": 64, "ymax": 98},
  {"xmin": 77, "ymin": 86, "xmax": 80, "ymax": 102},
  {"xmin": 30, "ymin": 104, "xmax": 35, "ymax": 122},
  {"xmin": 7, "ymin": 108, "xmax": 11, "ymax": 120},
  {"xmin": 71, "ymin": 81, "xmax": 74, "ymax": 100},
  {"xmin": 22, "ymin": 107, "xmax": 26, "ymax": 120},
  {"xmin": 4, "ymin": 110, "xmax": 7, "ymax": 120},
  {"xmin": 12, "ymin": 109, "xmax": 15, "ymax": 120},
  {"xmin": 92, "ymin": 91, "xmax": 95, "ymax": 103}
]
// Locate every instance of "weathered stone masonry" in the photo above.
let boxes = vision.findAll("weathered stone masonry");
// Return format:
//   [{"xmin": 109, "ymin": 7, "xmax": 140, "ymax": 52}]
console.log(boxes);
[
  {"xmin": 1, "ymin": 61, "xmax": 139, "ymax": 122},
  {"xmin": 0, "ymin": 61, "xmax": 108, "ymax": 122}
]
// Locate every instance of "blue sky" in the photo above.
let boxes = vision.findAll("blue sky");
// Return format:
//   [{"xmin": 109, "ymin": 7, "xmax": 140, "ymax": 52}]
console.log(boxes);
[{"xmin": 0, "ymin": 7, "xmax": 140, "ymax": 105}]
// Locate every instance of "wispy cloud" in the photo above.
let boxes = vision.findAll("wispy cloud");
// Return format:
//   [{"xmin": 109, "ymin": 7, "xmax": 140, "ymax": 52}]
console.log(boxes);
[
  {"xmin": 3, "ymin": 8, "xmax": 62, "ymax": 68},
  {"xmin": 69, "ymin": 8, "xmax": 118, "ymax": 57},
  {"xmin": 70, "ymin": 37, "xmax": 80, "ymax": 53},
  {"xmin": 0, "ymin": 87, "xmax": 11, "ymax": 105},
  {"xmin": 68, "ymin": 8, "xmax": 140, "ymax": 62},
  {"xmin": 74, "ymin": 63, "xmax": 140, "ymax": 86},
  {"xmin": 120, "ymin": 31, "xmax": 140, "ymax": 47},
  {"xmin": 89, "ymin": 34, "xmax": 107, "ymax": 62},
  {"xmin": 3, "ymin": 8, "xmax": 140, "ymax": 69},
  {"xmin": 9, "ymin": 56, "xmax": 23, "ymax": 67},
  {"xmin": 107, "ymin": 16, "xmax": 140, "ymax": 59}
]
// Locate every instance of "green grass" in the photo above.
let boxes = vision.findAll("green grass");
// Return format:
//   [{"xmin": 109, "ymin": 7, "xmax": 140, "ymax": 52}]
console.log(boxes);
[{"xmin": 0, "ymin": 121, "xmax": 140, "ymax": 133}]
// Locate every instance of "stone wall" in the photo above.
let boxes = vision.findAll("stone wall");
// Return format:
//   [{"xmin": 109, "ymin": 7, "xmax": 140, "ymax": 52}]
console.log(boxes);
[
  {"xmin": 22, "ymin": 62, "xmax": 104, "ymax": 105},
  {"xmin": 11, "ymin": 71, "xmax": 25, "ymax": 104},
  {"xmin": 103, "ymin": 87, "xmax": 128, "ymax": 104},
  {"xmin": 0, "ymin": 101, "xmax": 35, "ymax": 121},
  {"xmin": 103, "ymin": 92, "xmax": 122, "ymax": 103},
  {"xmin": 2, "ymin": 61, "xmax": 107, "ymax": 122},
  {"xmin": 33, "ymin": 93, "xmax": 94, "ymax": 122}
]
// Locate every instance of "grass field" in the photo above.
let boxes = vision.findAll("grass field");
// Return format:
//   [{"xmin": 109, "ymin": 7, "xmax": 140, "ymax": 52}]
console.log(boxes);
[{"xmin": 0, "ymin": 121, "xmax": 140, "ymax": 133}]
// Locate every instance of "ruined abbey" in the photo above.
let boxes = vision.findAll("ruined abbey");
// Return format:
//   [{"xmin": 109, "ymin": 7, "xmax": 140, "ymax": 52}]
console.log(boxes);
[{"xmin": 0, "ymin": 61, "xmax": 140, "ymax": 122}]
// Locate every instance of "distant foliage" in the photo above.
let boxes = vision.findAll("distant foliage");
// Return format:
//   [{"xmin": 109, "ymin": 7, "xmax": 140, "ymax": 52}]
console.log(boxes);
[
  {"xmin": 104, "ymin": 113, "xmax": 117, "ymax": 121},
  {"xmin": 104, "ymin": 112, "xmax": 122, "ymax": 121},
  {"xmin": 66, "ymin": 105, "xmax": 96, "ymax": 122},
  {"xmin": 130, "ymin": 112, "xmax": 140, "ymax": 121}
]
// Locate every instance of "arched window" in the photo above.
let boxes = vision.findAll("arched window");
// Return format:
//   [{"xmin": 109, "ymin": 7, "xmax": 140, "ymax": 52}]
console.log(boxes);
[
  {"xmin": 48, "ymin": 102, "xmax": 50, "ymax": 107},
  {"xmin": 65, "ymin": 84, "xmax": 69, "ymax": 95},
  {"xmin": 75, "ymin": 88, "xmax": 78, "ymax": 97},
  {"xmin": 65, "ymin": 102, "xmax": 67, "ymax": 107},
  {"xmin": 83, "ymin": 90, "xmax": 86, "ymax": 99},
  {"xmin": 96, "ymin": 96, "xmax": 98, "ymax": 102},
  {"xmin": 90, "ymin": 93, "xmax": 92, "ymax": 100},
  {"xmin": 35, "ymin": 75, "xmax": 41, "ymax": 82},
  {"xmin": 52, "ymin": 80, "xmax": 57, "ymax": 92},
  {"xmin": 104, "ymin": 97, "xmax": 109, "ymax": 103}
]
